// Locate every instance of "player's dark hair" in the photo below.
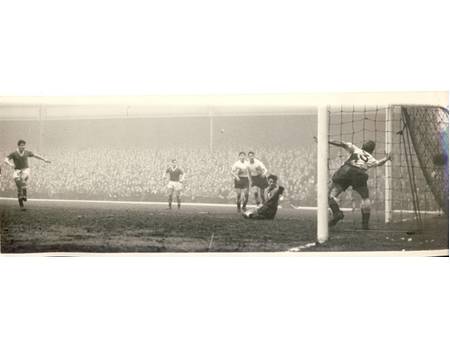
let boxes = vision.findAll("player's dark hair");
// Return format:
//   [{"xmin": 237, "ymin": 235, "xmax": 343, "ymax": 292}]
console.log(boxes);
[
  {"xmin": 248, "ymin": 151, "xmax": 255, "ymax": 156},
  {"xmin": 362, "ymin": 140, "xmax": 376, "ymax": 153},
  {"xmin": 267, "ymin": 174, "xmax": 278, "ymax": 182},
  {"xmin": 239, "ymin": 151, "xmax": 246, "ymax": 156},
  {"xmin": 17, "ymin": 140, "xmax": 26, "ymax": 146}
]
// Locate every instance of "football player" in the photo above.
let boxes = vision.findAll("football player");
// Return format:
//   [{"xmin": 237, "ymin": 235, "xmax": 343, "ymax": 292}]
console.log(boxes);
[
  {"xmin": 3, "ymin": 140, "xmax": 51, "ymax": 210},
  {"xmin": 247, "ymin": 151, "xmax": 268, "ymax": 206},
  {"xmin": 231, "ymin": 151, "xmax": 251, "ymax": 212},
  {"xmin": 242, "ymin": 174, "xmax": 284, "ymax": 220},
  {"xmin": 327, "ymin": 139, "xmax": 391, "ymax": 229},
  {"xmin": 164, "ymin": 159, "xmax": 184, "ymax": 209}
]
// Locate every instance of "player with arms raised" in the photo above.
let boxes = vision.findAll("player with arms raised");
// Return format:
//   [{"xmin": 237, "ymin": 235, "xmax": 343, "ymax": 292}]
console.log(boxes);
[
  {"xmin": 247, "ymin": 151, "xmax": 269, "ymax": 206},
  {"xmin": 164, "ymin": 159, "xmax": 184, "ymax": 209},
  {"xmin": 327, "ymin": 139, "xmax": 391, "ymax": 229},
  {"xmin": 231, "ymin": 151, "xmax": 250, "ymax": 212},
  {"xmin": 3, "ymin": 140, "xmax": 51, "ymax": 210}
]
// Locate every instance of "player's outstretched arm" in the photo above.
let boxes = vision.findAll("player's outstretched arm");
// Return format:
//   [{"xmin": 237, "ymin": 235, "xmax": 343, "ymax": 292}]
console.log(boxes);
[
  {"xmin": 328, "ymin": 140, "xmax": 354, "ymax": 151},
  {"xmin": 4, "ymin": 157, "xmax": 14, "ymax": 167},
  {"xmin": 33, "ymin": 153, "xmax": 51, "ymax": 163},
  {"xmin": 313, "ymin": 137, "xmax": 352, "ymax": 150},
  {"xmin": 376, "ymin": 152, "xmax": 393, "ymax": 167}
]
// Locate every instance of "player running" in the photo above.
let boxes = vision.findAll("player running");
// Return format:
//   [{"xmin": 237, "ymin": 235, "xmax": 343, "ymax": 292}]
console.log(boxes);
[
  {"xmin": 3, "ymin": 140, "xmax": 51, "ymax": 210},
  {"xmin": 327, "ymin": 139, "xmax": 391, "ymax": 229},
  {"xmin": 242, "ymin": 174, "xmax": 284, "ymax": 220},
  {"xmin": 247, "ymin": 151, "xmax": 269, "ymax": 206},
  {"xmin": 231, "ymin": 152, "xmax": 251, "ymax": 212},
  {"xmin": 164, "ymin": 159, "xmax": 184, "ymax": 209}
]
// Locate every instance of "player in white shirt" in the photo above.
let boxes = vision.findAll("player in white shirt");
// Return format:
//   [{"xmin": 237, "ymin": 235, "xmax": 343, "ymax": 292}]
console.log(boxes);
[
  {"xmin": 231, "ymin": 152, "xmax": 251, "ymax": 212},
  {"xmin": 328, "ymin": 140, "xmax": 391, "ymax": 229},
  {"xmin": 247, "ymin": 151, "xmax": 269, "ymax": 206}
]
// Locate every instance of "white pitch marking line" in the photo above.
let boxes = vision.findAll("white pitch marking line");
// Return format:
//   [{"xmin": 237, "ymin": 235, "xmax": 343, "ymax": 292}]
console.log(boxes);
[
  {"xmin": 0, "ymin": 197, "xmax": 300, "ymax": 210},
  {"xmin": 0, "ymin": 197, "xmax": 441, "ymax": 215},
  {"xmin": 0, "ymin": 197, "xmax": 254, "ymax": 208},
  {"xmin": 288, "ymin": 242, "xmax": 317, "ymax": 252}
]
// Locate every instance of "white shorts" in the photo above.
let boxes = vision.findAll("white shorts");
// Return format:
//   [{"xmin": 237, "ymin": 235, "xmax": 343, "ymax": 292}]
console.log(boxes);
[
  {"xmin": 167, "ymin": 181, "xmax": 183, "ymax": 191},
  {"xmin": 13, "ymin": 168, "xmax": 31, "ymax": 180}
]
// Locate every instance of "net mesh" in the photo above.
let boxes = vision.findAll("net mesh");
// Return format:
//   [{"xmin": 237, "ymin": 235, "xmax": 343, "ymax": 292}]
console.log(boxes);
[
  {"xmin": 401, "ymin": 106, "xmax": 449, "ymax": 215},
  {"xmin": 328, "ymin": 105, "xmax": 448, "ymax": 231}
]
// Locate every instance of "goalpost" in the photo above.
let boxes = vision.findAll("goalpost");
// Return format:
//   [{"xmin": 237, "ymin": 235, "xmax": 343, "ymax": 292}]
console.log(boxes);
[
  {"xmin": 318, "ymin": 104, "xmax": 449, "ymax": 243},
  {"xmin": 317, "ymin": 106, "xmax": 329, "ymax": 243}
]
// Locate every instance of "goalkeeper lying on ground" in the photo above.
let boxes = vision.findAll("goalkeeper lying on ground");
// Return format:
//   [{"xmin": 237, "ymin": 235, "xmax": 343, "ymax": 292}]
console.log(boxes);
[{"xmin": 242, "ymin": 174, "xmax": 284, "ymax": 220}]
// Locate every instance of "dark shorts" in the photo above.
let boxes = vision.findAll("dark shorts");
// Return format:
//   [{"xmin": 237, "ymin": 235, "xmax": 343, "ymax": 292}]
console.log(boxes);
[
  {"xmin": 251, "ymin": 175, "xmax": 269, "ymax": 189},
  {"xmin": 332, "ymin": 164, "xmax": 369, "ymax": 198},
  {"xmin": 234, "ymin": 177, "xmax": 250, "ymax": 189}
]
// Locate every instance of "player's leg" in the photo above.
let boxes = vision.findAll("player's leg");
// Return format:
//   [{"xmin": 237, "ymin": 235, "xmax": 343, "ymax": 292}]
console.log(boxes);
[
  {"xmin": 258, "ymin": 188, "xmax": 265, "ymax": 204},
  {"xmin": 234, "ymin": 178, "xmax": 242, "ymax": 212},
  {"xmin": 355, "ymin": 186, "xmax": 371, "ymax": 229},
  {"xmin": 16, "ymin": 178, "xmax": 24, "ymax": 209},
  {"xmin": 252, "ymin": 187, "xmax": 260, "ymax": 206},
  {"xmin": 353, "ymin": 172, "xmax": 370, "ymax": 229},
  {"xmin": 236, "ymin": 189, "xmax": 242, "ymax": 212},
  {"xmin": 21, "ymin": 169, "xmax": 30, "ymax": 201},
  {"xmin": 242, "ymin": 187, "xmax": 249, "ymax": 211},
  {"xmin": 242, "ymin": 207, "xmax": 257, "ymax": 219},
  {"xmin": 259, "ymin": 176, "xmax": 269, "ymax": 204},
  {"xmin": 175, "ymin": 188, "xmax": 181, "ymax": 209},
  {"xmin": 13, "ymin": 170, "xmax": 24, "ymax": 209},
  {"xmin": 167, "ymin": 185, "xmax": 174, "ymax": 209},
  {"xmin": 14, "ymin": 177, "xmax": 22, "ymax": 197},
  {"xmin": 328, "ymin": 183, "xmax": 345, "ymax": 226},
  {"xmin": 242, "ymin": 206, "xmax": 273, "ymax": 220}
]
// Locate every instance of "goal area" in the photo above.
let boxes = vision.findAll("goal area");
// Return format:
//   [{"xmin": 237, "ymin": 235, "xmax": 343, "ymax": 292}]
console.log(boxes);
[{"xmin": 323, "ymin": 105, "xmax": 448, "ymax": 240}]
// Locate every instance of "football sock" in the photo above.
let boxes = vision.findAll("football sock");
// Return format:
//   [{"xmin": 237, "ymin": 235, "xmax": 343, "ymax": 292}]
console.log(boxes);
[{"xmin": 15, "ymin": 179, "xmax": 21, "ymax": 195}]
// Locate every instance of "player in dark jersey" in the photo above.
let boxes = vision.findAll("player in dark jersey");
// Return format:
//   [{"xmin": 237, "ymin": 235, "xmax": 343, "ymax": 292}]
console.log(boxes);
[
  {"xmin": 242, "ymin": 174, "xmax": 284, "ymax": 220},
  {"xmin": 164, "ymin": 159, "xmax": 184, "ymax": 209},
  {"xmin": 231, "ymin": 152, "xmax": 250, "ymax": 212},
  {"xmin": 3, "ymin": 140, "xmax": 51, "ymax": 210},
  {"xmin": 327, "ymin": 139, "xmax": 391, "ymax": 229}
]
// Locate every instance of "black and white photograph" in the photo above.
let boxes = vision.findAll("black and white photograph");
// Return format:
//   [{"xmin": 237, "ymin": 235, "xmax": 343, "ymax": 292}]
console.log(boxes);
[
  {"xmin": 1, "ymin": 1, "xmax": 449, "ymax": 350},
  {"xmin": 321, "ymin": 104, "xmax": 448, "ymax": 252},
  {"xmin": 0, "ymin": 97, "xmax": 318, "ymax": 253},
  {"xmin": 0, "ymin": 94, "xmax": 447, "ymax": 255}
]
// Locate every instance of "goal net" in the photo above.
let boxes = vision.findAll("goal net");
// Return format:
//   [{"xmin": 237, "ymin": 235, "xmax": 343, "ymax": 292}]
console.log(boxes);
[{"xmin": 328, "ymin": 105, "xmax": 448, "ymax": 232}]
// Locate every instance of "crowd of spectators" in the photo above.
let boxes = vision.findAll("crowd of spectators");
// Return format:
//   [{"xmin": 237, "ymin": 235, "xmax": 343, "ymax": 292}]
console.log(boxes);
[
  {"xmin": 0, "ymin": 144, "xmax": 318, "ymax": 205},
  {"xmin": 1, "ymin": 143, "xmax": 439, "ymax": 211}
]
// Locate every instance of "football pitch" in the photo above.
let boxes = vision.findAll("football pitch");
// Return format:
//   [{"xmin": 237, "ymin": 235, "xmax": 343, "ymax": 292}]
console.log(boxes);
[{"xmin": 0, "ymin": 198, "xmax": 448, "ymax": 254}]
